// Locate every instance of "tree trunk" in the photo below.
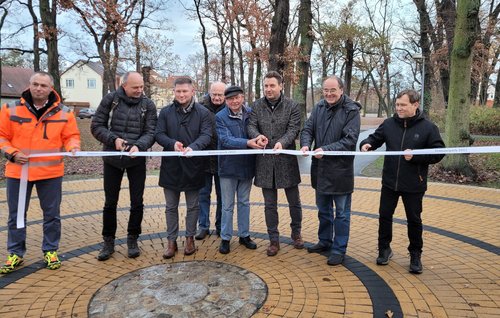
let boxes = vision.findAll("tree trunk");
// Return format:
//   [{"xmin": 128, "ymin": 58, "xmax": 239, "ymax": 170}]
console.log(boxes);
[
  {"xmin": 268, "ymin": 0, "xmax": 289, "ymax": 74},
  {"xmin": 344, "ymin": 38, "xmax": 353, "ymax": 96},
  {"xmin": 413, "ymin": 0, "xmax": 434, "ymax": 113},
  {"xmin": 255, "ymin": 52, "xmax": 262, "ymax": 100},
  {"xmin": 134, "ymin": 0, "xmax": 146, "ymax": 72},
  {"xmin": 442, "ymin": 0, "xmax": 479, "ymax": 176},
  {"xmin": 39, "ymin": 0, "xmax": 60, "ymax": 96},
  {"xmin": 194, "ymin": 0, "xmax": 209, "ymax": 92},
  {"xmin": 26, "ymin": 0, "xmax": 40, "ymax": 72},
  {"xmin": 494, "ymin": 66, "xmax": 500, "ymax": 108},
  {"xmin": 229, "ymin": 21, "xmax": 235, "ymax": 85},
  {"xmin": 293, "ymin": 0, "xmax": 313, "ymax": 124}
]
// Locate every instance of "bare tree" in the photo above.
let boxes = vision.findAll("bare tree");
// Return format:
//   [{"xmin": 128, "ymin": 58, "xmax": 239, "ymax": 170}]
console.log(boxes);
[
  {"xmin": 61, "ymin": 0, "xmax": 140, "ymax": 95},
  {"xmin": 193, "ymin": 0, "xmax": 210, "ymax": 92}
]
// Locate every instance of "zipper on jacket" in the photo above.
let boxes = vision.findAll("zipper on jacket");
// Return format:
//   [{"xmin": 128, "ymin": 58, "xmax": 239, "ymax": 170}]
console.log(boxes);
[{"xmin": 395, "ymin": 120, "xmax": 407, "ymax": 191}]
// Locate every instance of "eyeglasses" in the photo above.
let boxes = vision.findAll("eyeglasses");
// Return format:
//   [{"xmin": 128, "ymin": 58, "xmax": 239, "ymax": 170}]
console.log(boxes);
[{"xmin": 322, "ymin": 88, "xmax": 339, "ymax": 94}]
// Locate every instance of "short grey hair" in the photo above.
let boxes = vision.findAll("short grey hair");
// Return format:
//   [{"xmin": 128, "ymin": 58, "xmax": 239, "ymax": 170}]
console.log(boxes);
[
  {"xmin": 121, "ymin": 71, "xmax": 142, "ymax": 85},
  {"xmin": 323, "ymin": 75, "xmax": 344, "ymax": 89},
  {"xmin": 30, "ymin": 71, "xmax": 54, "ymax": 86}
]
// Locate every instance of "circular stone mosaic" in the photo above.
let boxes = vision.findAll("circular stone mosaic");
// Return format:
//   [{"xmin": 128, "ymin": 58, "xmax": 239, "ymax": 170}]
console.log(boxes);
[{"xmin": 88, "ymin": 261, "xmax": 268, "ymax": 317}]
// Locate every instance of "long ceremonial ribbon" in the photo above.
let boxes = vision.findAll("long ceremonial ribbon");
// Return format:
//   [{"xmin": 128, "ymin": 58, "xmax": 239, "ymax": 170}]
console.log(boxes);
[{"xmin": 15, "ymin": 145, "xmax": 500, "ymax": 228}]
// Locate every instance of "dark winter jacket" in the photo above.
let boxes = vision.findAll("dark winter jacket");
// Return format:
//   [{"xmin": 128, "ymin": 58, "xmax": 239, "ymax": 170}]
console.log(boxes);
[
  {"xmin": 202, "ymin": 94, "xmax": 226, "ymax": 174},
  {"xmin": 247, "ymin": 95, "xmax": 301, "ymax": 189},
  {"xmin": 300, "ymin": 95, "xmax": 361, "ymax": 194},
  {"xmin": 155, "ymin": 99, "xmax": 212, "ymax": 191},
  {"xmin": 359, "ymin": 109, "xmax": 445, "ymax": 193},
  {"xmin": 91, "ymin": 86, "xmax": 157, "ymax": 169},
  {"xmin": 216, "ymin": 106, "xmax": 255, "ymax": 180}
]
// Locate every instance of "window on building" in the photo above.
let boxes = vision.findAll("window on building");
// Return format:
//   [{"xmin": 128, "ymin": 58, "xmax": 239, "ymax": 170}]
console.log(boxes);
[
  {"xmin": 66, "ymin": 79, "xmax": 74, "ymax": 88},
  {"xmin": 87, "ymin": 78, "xmax": 96, "ymax": 89}
]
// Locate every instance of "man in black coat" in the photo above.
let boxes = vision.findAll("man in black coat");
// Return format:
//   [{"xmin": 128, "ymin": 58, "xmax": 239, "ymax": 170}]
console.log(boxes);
[
  {"xmin": 91, "ymin": 71, "xmax": 157, "ymax": 261},
  {"xmin": 360, "ymin": 89, "xmax": 445, "ymax": 274},
  {"xmin": 300, "ymin": 76, "xmax": 361, "ymax": 266},
  {"xmin": 195, "ymin": 81, "xmax": 226, "ymax": 240},
  {"xmin": 155, "ymin": 77, "xmax": 212, "ymax": 259}
]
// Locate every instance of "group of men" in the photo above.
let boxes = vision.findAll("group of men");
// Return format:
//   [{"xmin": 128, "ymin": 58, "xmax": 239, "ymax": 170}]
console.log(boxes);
[{"xmin": 0, "ymin": 70, "xmax": 444, "ymax": 275}]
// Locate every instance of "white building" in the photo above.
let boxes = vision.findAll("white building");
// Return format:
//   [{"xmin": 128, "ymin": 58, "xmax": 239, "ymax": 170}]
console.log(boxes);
[{"xmin": 60, "ymin": 60, "xmax": 122, "ymax": 110}]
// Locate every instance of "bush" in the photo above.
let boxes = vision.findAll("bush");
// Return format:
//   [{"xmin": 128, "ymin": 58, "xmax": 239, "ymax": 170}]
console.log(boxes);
[
  {"xmin": 429, "ymin": 106, "xmax": 500, "ymax": 136},
  {"xmin": 469, "ymin": 106, "xmax": 500, "ymax": 135}
]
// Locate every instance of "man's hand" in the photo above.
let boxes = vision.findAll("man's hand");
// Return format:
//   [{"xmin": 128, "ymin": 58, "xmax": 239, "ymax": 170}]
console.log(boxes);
[
  {"xmin": 300, "ymin": 146, "xmax": 309, "ymax": 157},
  {"xmin": 361, "ymin": 144, "xmax": 372, "ymax": 152},
  {"xmin": 183, "ymin": 147, "xmax": 193, "ymax": 157},
  {"xmin": 247, "ymin": 138, "xmax": 262, "ymax": 149},
  {"xmin": 71, "ymin": 147, "xmax": 80, "ymax": 156},
  {"xmin": 115, "ymin": 138, "xmax": 126, "ymax": 151},
  {"xmin": 314, "ymin": 148, "xmax": 324, "ymax": 159},
  {"xmin": 404, "ymin": 149, "xmax": 413, "ymax": 161},
  {"xmin": 174, "ymin": 141, "xmax": 184, "ymax": 152},
  {"xmin": 13, "ymin": 152, "xmax": 28, "ymax": 164},
  {"xmin": 256, "ymin": 135, "xmax": 268, "ymax": 148},
  {"xmin": 128, "ymin": 145, "xmax": 139, "ymax": 158}
]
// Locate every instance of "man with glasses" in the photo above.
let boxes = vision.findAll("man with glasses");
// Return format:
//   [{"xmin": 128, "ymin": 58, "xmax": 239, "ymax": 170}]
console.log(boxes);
[
  {"xmin": 300, "ymin": 76, "xmax": 361, "ymax": 266},
  {"xmin": 195, "ymin": 82, "xmax": 226, "ymax": 240},
  {"xmin": 360, "ymin": 89, "xmax": 445, "ymax": 274}
]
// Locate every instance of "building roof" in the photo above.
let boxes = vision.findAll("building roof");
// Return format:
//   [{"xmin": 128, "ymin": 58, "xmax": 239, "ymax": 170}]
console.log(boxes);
[
  {"xmin": 1, "ymin": 67, "xmax": 34, "ymax": 98},
  {"xmin": 62, "ymin": 60, "xmax": 126, "ymax": 77}
]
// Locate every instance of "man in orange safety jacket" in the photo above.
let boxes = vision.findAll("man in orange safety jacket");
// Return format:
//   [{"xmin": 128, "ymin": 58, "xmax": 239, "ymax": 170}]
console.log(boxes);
[{"xmin": 0, "ymin": 71, "xmax": 80, "ymax": 274}]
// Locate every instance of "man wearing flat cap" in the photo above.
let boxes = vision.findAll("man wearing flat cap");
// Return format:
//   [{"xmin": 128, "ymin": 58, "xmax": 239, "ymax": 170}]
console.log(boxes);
[{"xmin": 215, "ymin": 86, "xmax": 263, "ymax": 254}]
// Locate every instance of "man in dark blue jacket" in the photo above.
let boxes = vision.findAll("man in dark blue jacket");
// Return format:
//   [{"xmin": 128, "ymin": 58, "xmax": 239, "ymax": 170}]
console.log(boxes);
[
  {"xmin": 155, "ymin": 77, "xmax": 212, "ymax": 259},
  {"xmin": 360, "ymin": 89, "xmax": 445, "ymax": 274},
  {"xmin": 300, "ymin": 76, "xmax": 361, "ymax": 266},
  {"xmin": 215, "ymin": 86, "xmax": 263, "ymax": 254}
]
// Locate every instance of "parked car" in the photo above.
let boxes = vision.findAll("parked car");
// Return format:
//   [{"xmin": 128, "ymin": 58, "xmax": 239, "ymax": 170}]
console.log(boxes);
[{"xmin": 78, "ymin": 108, "xmax": 96, "ymax": 119}]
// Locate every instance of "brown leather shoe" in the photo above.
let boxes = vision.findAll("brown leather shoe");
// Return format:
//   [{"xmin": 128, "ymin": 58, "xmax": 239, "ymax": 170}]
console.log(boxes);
[
  {"xmin": 163, "ymin": 240, "xmax": 177, "ymax": 259},
  {"xmin": 266, "ymin": 241, "xmax": 280, "ymax": 256},
  {"xmin": 184, "ymin": 236, "xmax": 196, "ymax": 255},
  {"xmin": 291, "ymin": 233, "xmax": 304, "ymax": 249}
]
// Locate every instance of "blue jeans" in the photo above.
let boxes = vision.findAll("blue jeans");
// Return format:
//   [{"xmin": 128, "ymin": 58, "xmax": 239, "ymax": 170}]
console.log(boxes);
[
  {"xmin": 198, "ymin": 173, "xmax": 222, "ymax": 231},
  {"xmin": 316, "ymin": 192, "xmax": 352, "ymax": 255},
  {"xmin": 7, "ymin": 177, "xmax": 62, "ymax": 256},
  {"xmin": 219, "ymin": 177, "xmax": 252, "ymax": 241}
]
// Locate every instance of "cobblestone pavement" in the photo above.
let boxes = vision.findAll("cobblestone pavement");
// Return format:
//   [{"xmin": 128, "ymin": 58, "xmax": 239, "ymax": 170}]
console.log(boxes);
[{"xmin": 0, "ymin": 175, "xmax": 498, "ymax": 317}]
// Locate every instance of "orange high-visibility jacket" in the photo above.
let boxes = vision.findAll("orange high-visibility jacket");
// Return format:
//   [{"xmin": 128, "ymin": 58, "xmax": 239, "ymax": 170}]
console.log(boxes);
[{"xmin": 0, "ymin": 89, "xmax": 81, "ymax": 181}]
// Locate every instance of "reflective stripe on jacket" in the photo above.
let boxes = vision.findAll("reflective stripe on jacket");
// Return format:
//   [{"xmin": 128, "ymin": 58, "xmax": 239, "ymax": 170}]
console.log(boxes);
[{"xmin": 0, "ymin": 89, "xmax": 81, "ymax": 181}]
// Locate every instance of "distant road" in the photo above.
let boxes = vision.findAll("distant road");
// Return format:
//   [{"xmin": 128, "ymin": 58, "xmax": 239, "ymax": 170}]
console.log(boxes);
[{"xmin": 298, "ymin": 128, "xmax": 385, "ymax": 176}]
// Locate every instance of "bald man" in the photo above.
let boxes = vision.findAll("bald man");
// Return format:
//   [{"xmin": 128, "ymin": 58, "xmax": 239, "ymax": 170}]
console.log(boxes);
[
  {"xmin": 91, "ymin": 71, "xmax": 157, "ymax": 261},
  {"xmin": 195, "ymin": 82, "xmax": 227, "ymax": 240}
]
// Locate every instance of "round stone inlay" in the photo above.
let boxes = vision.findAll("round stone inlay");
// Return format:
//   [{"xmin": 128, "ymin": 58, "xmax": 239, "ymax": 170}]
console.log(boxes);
[{"xmin": 88, "ymin": 261, "xmax": 268, "ymax": 317}]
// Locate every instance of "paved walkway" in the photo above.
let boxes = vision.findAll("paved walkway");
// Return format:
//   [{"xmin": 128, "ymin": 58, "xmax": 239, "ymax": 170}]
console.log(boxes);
[{"xmin": 0, "ymin": 175, "xmax": 498, "ymax": 317}]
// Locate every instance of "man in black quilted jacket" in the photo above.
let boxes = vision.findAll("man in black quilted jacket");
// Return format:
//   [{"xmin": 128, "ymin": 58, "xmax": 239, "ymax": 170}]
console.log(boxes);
[
  {"xmin": 91, "ymin": 71, "xmax": 157, "ymax": 261},
  {"xmin": 360, "ymin": 89, "xmax": 445, "ymax": 274}
]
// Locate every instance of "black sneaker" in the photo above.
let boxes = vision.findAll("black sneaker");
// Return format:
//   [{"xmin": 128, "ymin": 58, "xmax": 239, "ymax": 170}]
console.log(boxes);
[
  {"xmin": 409, "ymin": 251, "xmax": 423, "ymax": 274},
  {"xmin": 327, "ymin": 253, "xmax": 345, "ymax": 266},
  {"xmin": 376, "ymin": 247, "xmax": 393, "ymax": 265},
  {"xmin": 195, "ymin": 229, "xmax": 209, "ymax": 240},
  {"xmin": 239, "ymin": 236, "xmax": 257, "ymax": 249},
  {"xmin": 219, "ymin": 240, "xmax": 230, "ymax": 254},
  {"xmin": 307, "ymin": 241, "xmax": 331, "ymax": 253}
]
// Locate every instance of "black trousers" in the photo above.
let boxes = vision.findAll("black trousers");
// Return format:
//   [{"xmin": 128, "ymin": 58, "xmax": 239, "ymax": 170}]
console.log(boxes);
[
  {"xmin": 102, "ymin": 162, "xmax": 146, "ymax": 237},
  {"xmin": 378, "ymin": 186, "xmax": 425, "ymax": 253}
]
